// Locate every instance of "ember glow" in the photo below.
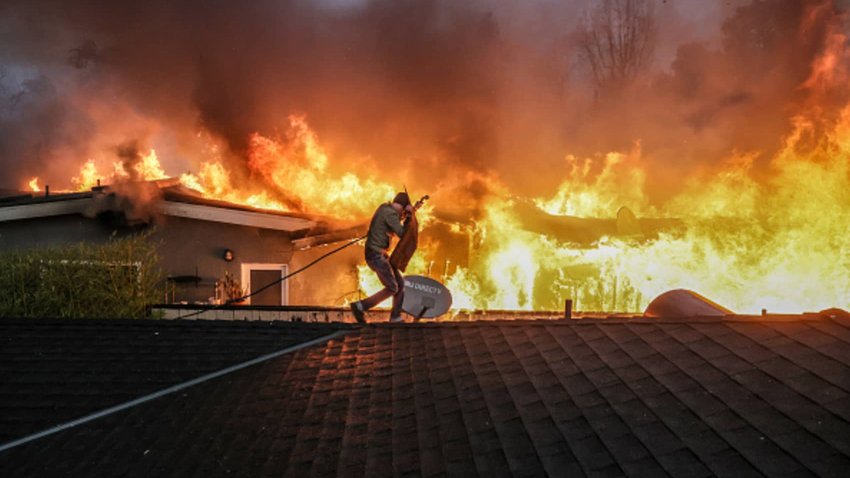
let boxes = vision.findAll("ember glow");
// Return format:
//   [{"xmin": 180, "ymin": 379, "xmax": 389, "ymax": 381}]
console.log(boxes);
[{"xmin": 3, "ymin": 0, "xmax": 850, "ymax": 314}]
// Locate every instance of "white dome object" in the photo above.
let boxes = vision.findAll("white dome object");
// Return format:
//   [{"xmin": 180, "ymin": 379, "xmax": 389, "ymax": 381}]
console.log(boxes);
[{"xmin": 644, "ymin": 289, "xmax": 733, "ymax": 319}]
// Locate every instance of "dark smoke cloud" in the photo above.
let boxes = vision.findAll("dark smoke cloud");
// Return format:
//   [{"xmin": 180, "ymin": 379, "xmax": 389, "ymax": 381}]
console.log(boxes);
[
  {"xmin": 67, "ymin": 40, "xmax": 99, "ymax": 69},
  {"xmin": 556, "ymin": 0, "xmax": 848, "ymax": 203},
  {"xmin": 115, "ymin": 139, "xmax": 148, "ymax": 182},
  {"xmin": 0, "ymin": 0, "xmax": 847, "ymax": 210},
  {"xmin": 0, "ymin": 72, "xmax": 94, "ymax": 185}
]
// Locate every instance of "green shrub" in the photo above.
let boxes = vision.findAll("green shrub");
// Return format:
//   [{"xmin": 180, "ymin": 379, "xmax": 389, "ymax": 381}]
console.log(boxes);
[{"xmin": 0, "ymin": 232, "xmax": 163, "ymax": 318}]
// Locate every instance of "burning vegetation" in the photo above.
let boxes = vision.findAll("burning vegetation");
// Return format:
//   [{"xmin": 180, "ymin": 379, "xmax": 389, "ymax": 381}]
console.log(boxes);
[{"xmin": 2, "ymin": 0, "xmax": 849, "ymax": 314}]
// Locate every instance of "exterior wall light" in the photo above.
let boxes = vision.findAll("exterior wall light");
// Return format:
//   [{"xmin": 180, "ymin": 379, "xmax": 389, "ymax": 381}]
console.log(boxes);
[{"xmin": 223, "ymin": 249, "xmax": 234, "ymax": 262}]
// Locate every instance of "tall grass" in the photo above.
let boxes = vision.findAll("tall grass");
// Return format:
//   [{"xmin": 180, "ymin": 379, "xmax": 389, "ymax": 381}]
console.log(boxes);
[{"xmin": 0, "ymin": 232, "xmax": 163, "ymax": 318}]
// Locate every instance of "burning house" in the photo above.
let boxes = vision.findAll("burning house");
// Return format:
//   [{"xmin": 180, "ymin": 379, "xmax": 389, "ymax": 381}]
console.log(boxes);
[
  {"xmin": 0, "ymin": 0, "xmax": 848, "ymax": 318},
  {"xmin": 0, "ymin": 179, "xmax": 366, "ymax": 310},
  {"xmin": 3, "ymin": 1, "xmax": 850, "ymax": 476}
]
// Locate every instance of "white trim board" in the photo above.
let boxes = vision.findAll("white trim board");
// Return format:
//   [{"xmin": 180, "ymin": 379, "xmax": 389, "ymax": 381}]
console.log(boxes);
[
  {"xmin": 160, "ymin": 201, "xmax": 315, "ymax": 232},
  {"xmin": 0, "ymin": 197, "xmax": 315, "ymax": 233},
  {"xmin": 0, "ymin": 198, "xmax": 92, "ymax": 222}
]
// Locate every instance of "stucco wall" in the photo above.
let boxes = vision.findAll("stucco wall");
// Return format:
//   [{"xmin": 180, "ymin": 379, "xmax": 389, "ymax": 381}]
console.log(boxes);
[
  {"xmin": 0, "ymin": 212, "xmax": 360, "ymax": 306},
  {"xmin": 151, "ymin": 215, "xmax": 297, "ymax": 303},
  {"xmin": 287, "ymin": 241, "xmax": 362, "ymax": 307},
  {"xmin": 0, "ymin": 214, "xmax": 122, "ymax": 249}
]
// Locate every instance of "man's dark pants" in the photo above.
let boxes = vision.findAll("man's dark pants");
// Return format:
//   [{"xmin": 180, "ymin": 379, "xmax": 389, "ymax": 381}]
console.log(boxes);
[{"xmin": 360, "ymin": 248, "xmax": 404, "ymax": 318}]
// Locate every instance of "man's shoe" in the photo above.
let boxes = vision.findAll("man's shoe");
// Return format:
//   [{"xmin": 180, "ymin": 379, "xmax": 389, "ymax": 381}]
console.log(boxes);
[
  {"xmin": 389, "ymin": 316, "xmax": 404, "ymax": 323},
  {"xmin": 350, "ymin": 302, "xmax": 366, "ymax": 324}
]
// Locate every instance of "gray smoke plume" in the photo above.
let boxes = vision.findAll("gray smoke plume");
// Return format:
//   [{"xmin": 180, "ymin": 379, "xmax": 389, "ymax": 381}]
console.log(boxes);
[{"xmin": 0, "ymin": 0, "xmax": 846, "ymax": 208}]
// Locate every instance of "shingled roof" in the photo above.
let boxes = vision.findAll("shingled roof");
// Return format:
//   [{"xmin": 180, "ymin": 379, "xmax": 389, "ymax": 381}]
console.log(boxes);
[
  {"xmin": 2, "ymin": 315, "xmax": 849, "ymax": 477},
  {"xmin": 0, "ymin": 319, "xmax": 351, "ymax": 444}
]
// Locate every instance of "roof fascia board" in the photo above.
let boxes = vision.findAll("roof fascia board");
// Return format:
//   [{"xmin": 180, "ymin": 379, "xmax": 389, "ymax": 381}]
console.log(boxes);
[
  {"xmin": 0, "ymin": 197, "xmax": 317, "ymax": 232},
  {"xmin": 0, "ymin": 198, "xmax": 91, "ymax": 222},
  {"xmin": 160, "ymin": 201, "xmax": 316, "ymax": 232},
  {"xmin": 292, "ymin": 228, "xmax": 366, "ymax": 249}
]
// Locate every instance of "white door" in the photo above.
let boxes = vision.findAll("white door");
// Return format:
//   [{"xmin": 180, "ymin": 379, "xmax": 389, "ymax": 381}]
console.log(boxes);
[{"xmin": 240, "ymin": 263, "xmax": 288, "ymax": 306}]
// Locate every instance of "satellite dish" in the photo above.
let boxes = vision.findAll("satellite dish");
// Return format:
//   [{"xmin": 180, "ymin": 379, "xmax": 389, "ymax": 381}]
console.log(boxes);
[{"xmin": 402, "ymin": 275, "xmax": 453, "ymax": 320}]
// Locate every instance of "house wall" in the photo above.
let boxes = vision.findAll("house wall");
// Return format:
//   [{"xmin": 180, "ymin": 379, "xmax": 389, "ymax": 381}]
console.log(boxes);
[
  {"xmin": 0, "ymin": 213, "xmax": 361, "ymax": 307},
  {"xmin": 287, "ymin": 241, "xmax": 363, "ymax": 307},
  {"xmin": 150, "ymin": 215, "xmax": 297, "ymax": 304},
  {"xmin": 0, "ymin": 214, "xmax": 122, "ymax": 249}
]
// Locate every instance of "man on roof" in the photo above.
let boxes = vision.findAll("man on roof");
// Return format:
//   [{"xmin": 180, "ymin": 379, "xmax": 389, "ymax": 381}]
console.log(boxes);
[{"xmin": 350, "ymin": 192, "xmax": 414, "ymax": 323}]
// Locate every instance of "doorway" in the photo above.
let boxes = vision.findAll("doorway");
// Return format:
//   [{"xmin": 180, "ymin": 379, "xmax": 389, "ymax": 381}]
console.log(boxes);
[{"xmin": 240, "ymin": 263, "xmax": 288, "ymax": 306}]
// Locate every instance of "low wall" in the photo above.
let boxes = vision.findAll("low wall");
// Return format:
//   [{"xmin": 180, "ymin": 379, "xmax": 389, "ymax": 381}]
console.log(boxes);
[
  {"xmin": 153, "ymin": 304, "xmax": 358, "ymax": 322},
  {"xmin": 151, "ymin": 304, "xmax": 621, "ymax": 323}
]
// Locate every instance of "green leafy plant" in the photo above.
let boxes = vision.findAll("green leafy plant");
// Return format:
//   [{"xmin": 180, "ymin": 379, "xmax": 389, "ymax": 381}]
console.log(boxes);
[{"xmin": 0, "ymin": 231, "xmax": 164, "ymax": 318}]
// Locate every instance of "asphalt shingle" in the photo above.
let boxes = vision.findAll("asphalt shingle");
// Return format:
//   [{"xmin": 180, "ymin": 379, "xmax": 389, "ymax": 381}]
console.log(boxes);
[
  {"xmin": 2, "ymin": 315, "xmax": 850, "ymax": 477},
  {"xmin": 0, "ymin": 318, "xmax": 349, "ymax": 444}
]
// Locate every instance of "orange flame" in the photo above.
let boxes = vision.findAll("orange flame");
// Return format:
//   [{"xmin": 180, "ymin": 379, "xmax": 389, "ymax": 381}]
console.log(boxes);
[
  {"xmin": 421, "ymin": 105, "xmax": 850, "ymax": 315},
  {"xmin": 112, "ymin": 149, "xmax": 168, "ymax": 182},
  {"xmin": 67, "ymin": 150, "xmax": 170, "ymax": 193},
  {"xmin": 176, "ymin": 116, "xmax": 396, "ymax": 216},
  {"xmin": 180, "ymin": 161, "xmax": 287, "ymax": 211},
  {"xmin": 135, "ymin": 149, "xmax": 168, "ymax": 180},
  {"xmin": 47, "ymin": 36, "xmax": 850, "ymax": 318},
  {"xmin": 72, "ymin": 160, "xmax": 100, "ymax": 191},
  {"xmin": 246, "ymin": 116, "xmax": 395, "ymax": 216}
]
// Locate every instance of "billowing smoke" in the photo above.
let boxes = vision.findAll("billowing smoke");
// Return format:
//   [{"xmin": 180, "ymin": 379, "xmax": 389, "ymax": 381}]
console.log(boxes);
[{"xmin": 0, "ymin": 0, "xmax": 847, "ymax": 210}]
